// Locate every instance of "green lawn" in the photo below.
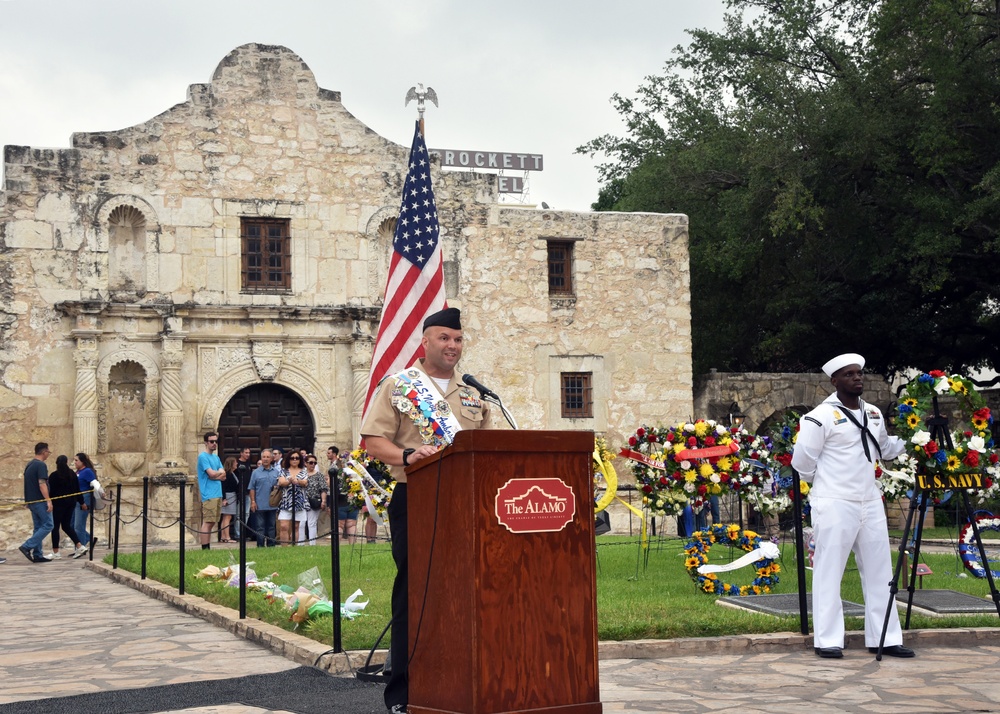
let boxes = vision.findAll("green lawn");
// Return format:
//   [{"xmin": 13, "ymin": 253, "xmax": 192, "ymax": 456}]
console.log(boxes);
[
  {"xmin": 888, "ymin": 525, "xmax": 1000, "ymax": 540},
  {"xmin": 108, "ymin": 535, "xmax": 1000, "ymax": 650}
]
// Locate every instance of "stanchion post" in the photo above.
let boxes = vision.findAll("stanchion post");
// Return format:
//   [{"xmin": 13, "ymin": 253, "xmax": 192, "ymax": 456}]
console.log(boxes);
[
  {"xmin": 791, "ymin": 468, "xmax": 809, "ymax": 636},
  {"xmin": 330, "ymin": 476, "xmax": 342, "ymax": 653},
  {"xmin": 88, "ymin": 489, "xmax": 96, "ymax": 562},
  {"xmin": 141, "ymin": 476, "xmax": 149, "ymax": 580},
  {"xmin": 113, "ymin": 483, "xmax": 122, "ymax": 569},
  {"xmin": 239, "ymin": 486, "xmax": 247, "ymax": 619},
  {"xmin": 179, "ymin": 480, "xmax": 186, "ymax": 596}
]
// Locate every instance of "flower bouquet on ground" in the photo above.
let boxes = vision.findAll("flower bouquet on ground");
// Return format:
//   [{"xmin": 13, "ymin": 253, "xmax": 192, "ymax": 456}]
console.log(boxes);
[{"xmin": 620, "ymin": 420, "xmax": 738, "ymax": 517}]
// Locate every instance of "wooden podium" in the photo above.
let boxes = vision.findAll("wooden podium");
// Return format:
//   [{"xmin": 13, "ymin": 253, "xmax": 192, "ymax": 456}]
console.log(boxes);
[{"xmin": 406, "ymin": 429, "xmax": 602, "ymax": 714}]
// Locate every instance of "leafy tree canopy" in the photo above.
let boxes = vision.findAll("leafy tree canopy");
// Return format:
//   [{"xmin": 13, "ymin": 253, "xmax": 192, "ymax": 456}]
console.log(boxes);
[{"xmin": 580, "ymin": 0, "xmax": 1000, "ymax": 378}]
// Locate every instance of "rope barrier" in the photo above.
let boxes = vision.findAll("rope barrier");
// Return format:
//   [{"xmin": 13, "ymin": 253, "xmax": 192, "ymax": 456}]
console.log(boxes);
[
  {"xmin": 0, "ymin": 488, "xmax": 98, "ymax": 511},
  {"xmin": 144, "ymin": 515, "xmax": 181, "ymax": 529}
]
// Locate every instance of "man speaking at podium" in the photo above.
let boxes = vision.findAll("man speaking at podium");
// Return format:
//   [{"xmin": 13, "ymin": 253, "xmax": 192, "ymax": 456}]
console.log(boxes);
[
  {"xmin": 792, "ymin": 353, "xmax": 914, "ymax": 660},
  {"xmin": 362, "ymin": 307, "xmax": 491, "ymax": 713}
]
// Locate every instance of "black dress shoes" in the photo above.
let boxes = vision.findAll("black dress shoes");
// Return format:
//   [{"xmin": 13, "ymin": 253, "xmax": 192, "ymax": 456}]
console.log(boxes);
[
  {"xmin": 869, "ymin": 645, "xmax": 915, "ymax": 658},
  {"xmin": 814, "ymin": 647, "xmax": 843, "ymax": 658}
]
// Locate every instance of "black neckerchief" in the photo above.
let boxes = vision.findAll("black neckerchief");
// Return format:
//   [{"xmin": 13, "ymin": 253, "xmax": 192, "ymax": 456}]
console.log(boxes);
[{"xmin": 832, "ymin": 400, "xmax": 882, "ymax": 463}]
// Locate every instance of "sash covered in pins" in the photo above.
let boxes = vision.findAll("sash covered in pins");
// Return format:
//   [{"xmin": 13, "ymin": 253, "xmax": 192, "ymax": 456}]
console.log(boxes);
[{"xmin": 391, "ymin": 367, "xmax": 463, "ymax": 447}]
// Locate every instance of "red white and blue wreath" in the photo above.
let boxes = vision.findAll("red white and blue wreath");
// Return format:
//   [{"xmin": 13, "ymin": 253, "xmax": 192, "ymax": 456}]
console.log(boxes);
[{"xmin": 958, "ymin": 515, "xmax": 1000, "ymax": 579}]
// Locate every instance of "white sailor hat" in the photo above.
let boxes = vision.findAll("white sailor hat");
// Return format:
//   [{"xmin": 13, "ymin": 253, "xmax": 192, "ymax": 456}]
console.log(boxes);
[{"xmin": 822, "ymin": 353, "xmax": 865, "ymax": 377}]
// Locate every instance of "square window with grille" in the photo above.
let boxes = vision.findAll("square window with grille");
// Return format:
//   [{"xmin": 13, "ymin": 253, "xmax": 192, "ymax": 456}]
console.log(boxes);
[
  {"xmin": 560, "ymin": 372, "xmax": 593, "ymax": 419},
  {"xmin": 241, "ymin": 218, "xmax": 291, "ymax": 292},
  {"xmin": 548, "ymin": 240, "xmax": 574, "ymax": 295}
]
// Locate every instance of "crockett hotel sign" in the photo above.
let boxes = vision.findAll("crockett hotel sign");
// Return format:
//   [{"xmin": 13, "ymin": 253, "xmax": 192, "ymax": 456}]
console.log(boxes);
[{"xmin": 430, "ymin": 149, "xmax": 543, "ymax": 193}]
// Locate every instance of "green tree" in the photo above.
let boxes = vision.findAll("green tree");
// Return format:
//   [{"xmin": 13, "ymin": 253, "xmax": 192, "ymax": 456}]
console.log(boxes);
[{"xmin": 581, "ymin": 0, "xmax": 1000, "ymax": 378}]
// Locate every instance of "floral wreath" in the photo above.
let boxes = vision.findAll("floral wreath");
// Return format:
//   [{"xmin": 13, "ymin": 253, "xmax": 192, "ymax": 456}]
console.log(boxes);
[
  {"xmin": 593, "ymin": 437, "xmax": 618, "ymax": 513},
  {"xmin": 729, "ymin": 412, "xmax": 810, "ymax": 518},
  {"xmin": 894, "ymin": 371, "xmax": 998, "ymax": 491},
  {"xmin": 344, "ymin": 448, "xmax": 395, "ymax": 517},
  {"xmin": 958, "ymin": 515, "xmax": 1000, "ymax": 579},
  {"xmin": 767, "ymin": 411, "xmax": 811, "ymax": 513},
  {"xmin": 873, "ymin": 462, "xmax": 913, "ymax": 503},
  {"xmin": 621, "ymin": 421, "xmax": 737, "ymax": 517},
  {"xmin": 684, "ymin": 523, "xmax": 781, "ymax": 596},
  {"xmin": 729, "ymin": 427, "xmax": 790, "ymax": 517}
]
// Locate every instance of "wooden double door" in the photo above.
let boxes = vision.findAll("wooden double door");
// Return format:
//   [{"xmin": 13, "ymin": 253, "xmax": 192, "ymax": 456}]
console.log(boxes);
[{"xmin": 216, "ymin": 384, "xmax": 316, "ymax": 461}]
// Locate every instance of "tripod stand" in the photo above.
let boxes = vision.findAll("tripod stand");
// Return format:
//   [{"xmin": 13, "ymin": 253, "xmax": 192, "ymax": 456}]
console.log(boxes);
[{"xmin": 875, "ymin": 396, "xmax": 1000, "ymax": 660}]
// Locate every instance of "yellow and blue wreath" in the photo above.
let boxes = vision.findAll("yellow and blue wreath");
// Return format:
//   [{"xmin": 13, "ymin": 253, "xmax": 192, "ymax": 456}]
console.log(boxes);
[{"xmin": 684, "ymin": 523, "xmax": 781, "ymax": 596}]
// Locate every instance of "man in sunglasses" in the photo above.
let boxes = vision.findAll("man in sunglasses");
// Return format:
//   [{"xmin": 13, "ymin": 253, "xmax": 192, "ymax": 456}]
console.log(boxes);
[{"xmin": 197, "ymin": 432, "xmax": 226, "ymax": 551}]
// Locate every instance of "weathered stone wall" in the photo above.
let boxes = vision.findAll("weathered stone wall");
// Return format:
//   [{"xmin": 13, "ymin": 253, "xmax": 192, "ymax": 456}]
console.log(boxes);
[
  {"xmin": 693, "ymin": 369, "xmax": 895, "ymax": 433},
  {"xmin": 0, "ymin": 44, "xmax": 693, "ymax": 549},
  {"xmin": 454, "ymin": 207, "xmax": 692, "ymax": 448}
]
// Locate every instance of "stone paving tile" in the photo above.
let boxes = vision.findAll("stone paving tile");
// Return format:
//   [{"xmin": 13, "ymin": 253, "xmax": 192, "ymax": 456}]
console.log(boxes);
[
  {"xmin": 598, "ymin": 649, "xmax": 1000, "ymax": 712},
  {"xmin": 0, "ymin": 556, "xmax": 297, "ymax": 706},
  {"xmin": 2, "ymin": 702, "xmax": 298, "ymax": 714}
]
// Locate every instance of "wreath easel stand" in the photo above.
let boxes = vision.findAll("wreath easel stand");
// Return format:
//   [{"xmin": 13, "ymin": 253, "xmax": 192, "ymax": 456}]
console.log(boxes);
[{"xmin": 875, "ymin": 395, "xmax": 1000, "ymax": 660}]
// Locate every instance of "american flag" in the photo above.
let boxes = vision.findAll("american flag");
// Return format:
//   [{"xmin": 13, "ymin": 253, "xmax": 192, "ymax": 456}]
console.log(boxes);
[{"xmin": 362, "ymin": 121, "xmax": 446, "ymax": 416}]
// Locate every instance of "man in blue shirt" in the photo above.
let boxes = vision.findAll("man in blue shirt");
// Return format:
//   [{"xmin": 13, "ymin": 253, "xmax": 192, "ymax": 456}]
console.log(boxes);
[
  {"xmin": 197, "ymin": 432, "xmax": 225, "ymax": 550},
  {"xmin": 248, "ymin": 448, "xmax": 280, "ymax": 547},
  {"xmin": 20, "ymin": 442, "xmax": 54, "ymax": 563}
]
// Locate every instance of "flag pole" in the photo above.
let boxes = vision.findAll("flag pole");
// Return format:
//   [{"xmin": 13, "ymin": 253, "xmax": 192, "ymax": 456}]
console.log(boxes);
[{"xmin": 360, "ymin": 90, "xmax": 443, "ymax": 420}]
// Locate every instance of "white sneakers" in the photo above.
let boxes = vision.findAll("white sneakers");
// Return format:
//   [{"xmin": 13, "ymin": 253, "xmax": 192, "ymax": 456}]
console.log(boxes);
[
  {"xmin": 72, "ymin": 544, "xmax": 88, "ymax": 559},
  {"xmin": 42, "ymin": 553, "xmax": 56, "ymax": 560}
]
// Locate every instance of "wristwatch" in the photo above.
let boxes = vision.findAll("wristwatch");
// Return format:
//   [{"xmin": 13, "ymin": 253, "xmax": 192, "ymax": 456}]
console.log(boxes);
[{"xmin": 402, "ymin": 448, "xmax": 415, "ymax": 466}]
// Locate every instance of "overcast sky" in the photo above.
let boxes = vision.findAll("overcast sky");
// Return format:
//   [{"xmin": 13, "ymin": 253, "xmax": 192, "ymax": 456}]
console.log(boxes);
[{"xmin": 0, "ymin": 0, "xmax": 727, "ymax": 212}]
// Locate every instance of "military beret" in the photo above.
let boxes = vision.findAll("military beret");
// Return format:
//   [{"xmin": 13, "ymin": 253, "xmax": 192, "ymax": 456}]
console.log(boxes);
[{"xmin": 423, "ymin": 307, "xmax": 461, "ymax": 331}]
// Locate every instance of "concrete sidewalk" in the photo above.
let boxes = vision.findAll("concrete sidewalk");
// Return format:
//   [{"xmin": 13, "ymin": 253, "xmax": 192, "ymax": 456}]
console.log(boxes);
[{"xmin": 4, "ymin": 551, "xmax": 1000, "ymax": 713}]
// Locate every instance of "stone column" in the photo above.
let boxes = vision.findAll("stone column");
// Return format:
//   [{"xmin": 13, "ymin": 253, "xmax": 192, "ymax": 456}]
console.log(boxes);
[
  {"xmin": 350, "ymin": 338, "xmax": 373, "ymax": 446},
  {"xmin": 158, "ymin": 337, "xmax": 187, "ymax": 469},
  {"xmin": 72, "ymin": 338, "xmax": 100, "ymax": 457}
]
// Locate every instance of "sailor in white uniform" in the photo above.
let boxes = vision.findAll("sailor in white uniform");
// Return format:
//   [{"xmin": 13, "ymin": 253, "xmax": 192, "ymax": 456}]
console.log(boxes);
[{"xmin": 792, "ymin": 353, "xmax": 915, "ymax": 659}]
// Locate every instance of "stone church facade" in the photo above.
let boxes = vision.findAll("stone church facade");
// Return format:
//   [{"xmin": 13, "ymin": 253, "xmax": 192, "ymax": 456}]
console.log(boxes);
[{"xmin": 0, "ymin": 44, "xmax": 692, "ymax": 547}]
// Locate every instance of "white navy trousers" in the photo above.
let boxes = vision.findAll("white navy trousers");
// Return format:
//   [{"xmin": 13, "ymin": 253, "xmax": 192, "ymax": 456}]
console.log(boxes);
[{"xmin": 810, "ymin": 496, "xmax": 903, "ymax": 649}]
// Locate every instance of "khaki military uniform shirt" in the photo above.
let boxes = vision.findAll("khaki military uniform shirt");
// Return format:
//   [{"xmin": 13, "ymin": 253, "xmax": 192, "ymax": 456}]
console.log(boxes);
[{"xmin": 360, "ymin": 361, "xmax": 491, "ymax": 482}]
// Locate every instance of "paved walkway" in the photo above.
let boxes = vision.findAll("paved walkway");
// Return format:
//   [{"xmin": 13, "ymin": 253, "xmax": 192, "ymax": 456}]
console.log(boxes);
[{"xmin": 4, "ymin": 551, "xmax": 1000, "ymax": 713}]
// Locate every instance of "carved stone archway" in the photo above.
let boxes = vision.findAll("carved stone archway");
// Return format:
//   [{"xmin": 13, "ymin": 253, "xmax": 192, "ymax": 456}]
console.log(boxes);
[
  {"xmin": 199, "ymin": 362, "xmax": 332, "ymax": 438},
  {"xmin": 217, "ymin": 383, "xmax": 316, "ymax": 457}
]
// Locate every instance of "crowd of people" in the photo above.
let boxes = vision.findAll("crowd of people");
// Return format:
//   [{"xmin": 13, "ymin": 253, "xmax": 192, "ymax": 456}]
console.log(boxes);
[
  {"xmin": 16, "ymin": 442, "xmax": 98, "ymax": 563},
  {"xmin": 6, "ymin": 436, "xmax": 379, "ymax": 566},
  {"xmin": 197, "ymin": 433, "xmax": 379, "ymax": 549}
]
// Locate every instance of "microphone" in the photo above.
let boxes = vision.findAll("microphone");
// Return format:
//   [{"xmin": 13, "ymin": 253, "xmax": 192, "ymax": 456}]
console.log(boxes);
[{"xmin": 462, "ymin": 374, "xmax": 499, "ymax": 401}]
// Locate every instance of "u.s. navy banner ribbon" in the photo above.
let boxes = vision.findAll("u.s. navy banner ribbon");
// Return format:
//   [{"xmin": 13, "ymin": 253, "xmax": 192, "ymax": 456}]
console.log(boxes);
[{"xmin": 393, "ymin": 367, "xmax": 463, "ymax": 446}]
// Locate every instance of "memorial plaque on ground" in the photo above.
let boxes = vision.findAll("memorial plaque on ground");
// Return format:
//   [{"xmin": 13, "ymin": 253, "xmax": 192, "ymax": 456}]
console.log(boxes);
[
  {"xmin": 719, "ymin": 593, "xmax": 865, "ymax": 617},
  {"xmin": 894, "ymin": 589, "xmax": 996, "ymax": 614}
]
